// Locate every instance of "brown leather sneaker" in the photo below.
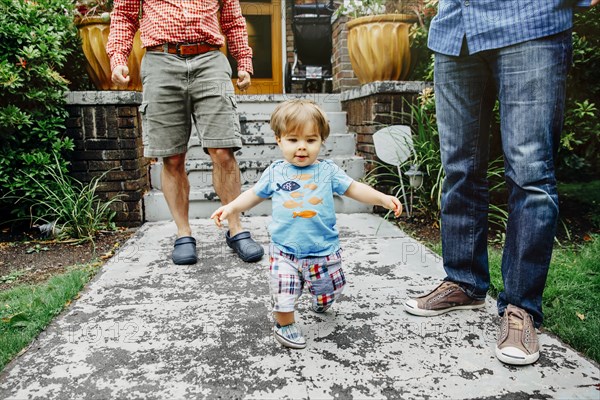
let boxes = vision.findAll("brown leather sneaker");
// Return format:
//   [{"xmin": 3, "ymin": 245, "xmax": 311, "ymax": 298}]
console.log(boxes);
[
  {"xmin": 404, "ymin": 281, "xmax": 485, "ymax": 316},
  {"xmin": 495, "ymin": 304, "xmax": 540, "ymax": 365}
]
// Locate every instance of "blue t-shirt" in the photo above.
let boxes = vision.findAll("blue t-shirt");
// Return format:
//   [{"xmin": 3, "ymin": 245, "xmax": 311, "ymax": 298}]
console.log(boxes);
[{"xmin": 254, "ymin": 159, "xmax": 354, "ymax": 258}]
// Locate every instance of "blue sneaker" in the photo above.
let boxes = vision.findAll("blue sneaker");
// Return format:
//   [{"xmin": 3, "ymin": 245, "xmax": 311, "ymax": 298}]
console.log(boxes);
[{"xmin": 273, "ymin": 323, "xmax": 306, "ymax": 349}]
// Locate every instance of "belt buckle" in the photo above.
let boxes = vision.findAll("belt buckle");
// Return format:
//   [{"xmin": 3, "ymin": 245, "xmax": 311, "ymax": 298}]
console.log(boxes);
[{"xmin": 175, "ymin": 43, "xmax": 193, "ymax": 56}]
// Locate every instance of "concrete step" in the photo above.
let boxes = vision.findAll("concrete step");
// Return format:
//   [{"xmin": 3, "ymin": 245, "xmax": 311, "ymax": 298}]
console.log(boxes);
[
  {"xmin": 150, "ymin": 156, "xmax": 365, "ymax": 190},
  {"xmin": 235, "ymin": 93, "xmax": 342, "ymax": 114},
  {"xmin": 186, "ymin": 111, "xmax": 348, "ymax": 149},
  {"xmin": 239, "ymin": 111, "xmax": 347, "ymax": 135},
  {"xmin": 186, "ymin": 133, "xmax": 356, "ymax": 161},
  {"xmin": 143, "ymin": 188, "xmax": 372, "ymax": 221}
]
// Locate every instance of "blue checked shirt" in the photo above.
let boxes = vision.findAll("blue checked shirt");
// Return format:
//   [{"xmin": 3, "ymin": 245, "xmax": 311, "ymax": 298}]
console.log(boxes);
[{"xmin": 429, "ymin": 0, "xmax": 592, "ymax": 56}]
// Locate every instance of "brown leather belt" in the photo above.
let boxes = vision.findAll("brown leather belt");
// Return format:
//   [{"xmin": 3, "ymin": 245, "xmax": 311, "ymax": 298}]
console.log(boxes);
[{"xmin": 146, "ymin": 43, "xmax": 221, "ymax": 57}]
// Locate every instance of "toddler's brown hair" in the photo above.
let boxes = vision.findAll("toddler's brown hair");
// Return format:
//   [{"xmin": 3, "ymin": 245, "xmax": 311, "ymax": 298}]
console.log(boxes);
[{"xmin": 270, "ymin": 99, "xmax": 330, "ymax": 141}]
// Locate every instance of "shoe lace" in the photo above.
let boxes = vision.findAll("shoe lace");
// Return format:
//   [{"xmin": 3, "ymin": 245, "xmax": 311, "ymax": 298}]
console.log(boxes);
[
  {"xmin": 427, "ymin": 282, "xmax": 458, "ymax": 304},
  {"xmin": 505, "ymin": 307, "xmax": 534, "ymax": 344}
]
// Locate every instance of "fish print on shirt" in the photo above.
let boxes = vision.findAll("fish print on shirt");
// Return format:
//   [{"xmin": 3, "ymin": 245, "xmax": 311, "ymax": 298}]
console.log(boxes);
[
  {"xmin": 283, "ymin": 200, "xmax": 303, "ymax": 209},
  {"xmin": 290, "ymin": 192, "xmax": 303, "ymax": 199},
  {"xmin": 304, "ymin": 183, "xmax": 318, "ymax": 190},
  {"xmin": 277, "ymin": 181, "xmax": 301, "ymax": 192},
  {"xmin": 292, "ymin": 210, "xmax": 317, "ymax": 219},
  {"xmin": 308, "ymin": 197, "xmax": 323, "ymax": 205}
]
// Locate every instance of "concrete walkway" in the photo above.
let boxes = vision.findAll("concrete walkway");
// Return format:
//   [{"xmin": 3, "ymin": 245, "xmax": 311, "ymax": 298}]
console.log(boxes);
[{"xmin": 0, "ymin": 214, "xmax": 598, "ymax": 399}]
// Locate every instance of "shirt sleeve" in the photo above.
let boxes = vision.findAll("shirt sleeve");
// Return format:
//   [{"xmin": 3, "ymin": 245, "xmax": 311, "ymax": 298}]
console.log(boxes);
[
  {"xmin": 330, "ymin": 162, "xmax": 354, "ymax": 195},
  {"xmin": 219, "ymin": 0, "xmax": 254, "ymax": 74},
  {"xmin": 107, "ymin": 0, "xmax": 141, "ymax": 71},
  {"xmin": 253, "ymin": 165, "xmax": 275, "ymax": 198},
  {"xmin": 574, "ymin": 0, "xmax": 591, "ymax": 6}
]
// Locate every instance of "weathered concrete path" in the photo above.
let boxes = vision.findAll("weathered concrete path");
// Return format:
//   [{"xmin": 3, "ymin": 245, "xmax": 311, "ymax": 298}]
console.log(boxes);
[{"xmin": 1, "ymin": 214, "xmax": 598, "ymax": 399}]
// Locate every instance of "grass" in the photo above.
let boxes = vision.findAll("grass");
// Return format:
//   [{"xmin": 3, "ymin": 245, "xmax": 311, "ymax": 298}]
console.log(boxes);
[
  {"xmin": 426, "ymin": 236, "xmax": 600, "ymax": 363},
  {"xmin": 0, "ymin": 262, "xmax": 101, "ymax": 370}
]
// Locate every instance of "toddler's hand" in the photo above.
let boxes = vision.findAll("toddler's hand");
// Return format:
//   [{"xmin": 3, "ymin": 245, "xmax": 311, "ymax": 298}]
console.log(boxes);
[
  {"xmin": 383, "ymin": 195, "xmax": 403, "ymax": 217},
  {"xmin": 210, "ymin": 206, "xmax": 230, "ymax": 227}
]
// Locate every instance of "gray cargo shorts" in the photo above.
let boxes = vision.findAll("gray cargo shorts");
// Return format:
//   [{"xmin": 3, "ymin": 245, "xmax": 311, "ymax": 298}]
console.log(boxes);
[{"xmin": 139, "ymin": 50, "xmax": 242, "ymax": 158}]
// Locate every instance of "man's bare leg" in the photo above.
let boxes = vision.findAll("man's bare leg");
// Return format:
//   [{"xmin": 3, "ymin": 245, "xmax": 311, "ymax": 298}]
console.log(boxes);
[
  {"xmin": 161, "ymin": 153, "xmax": 192, "ymax": 238},
  {"xmin": 207, "ymin": 148, "xmax": 243, "ymax": 236}
]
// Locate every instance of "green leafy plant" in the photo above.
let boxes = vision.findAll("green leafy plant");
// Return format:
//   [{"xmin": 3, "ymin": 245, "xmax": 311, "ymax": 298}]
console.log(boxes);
[
  {"xmin": 558, "ymin": 8, "xmax": 600, "ymax": 180},
  {"xmin": 74, "ymin": 0, "xmax": 112, "ymax": 21},
  {"xmin": 558, "ymin": 98, "xmax": 599, "ymax": 179},
  {"xmin": 408, "ymin": 0, "xmax": 437, "ymax": 81},
  {"xmin": 0, "ymin": 0, "xmax": 83, "ymax": 222},
  {"xmin": 25, "ymin": 244, "xmax": 50, "ymax": 254},
  {"xmin": 6, "ymin": 156, "xmax": 122, "ymax": 243},
  {"xmin": 0, "ymin": 270, "xmax": 25, "ymax": 285},
  {"xmin": 335, "ymin": 0, "xmax": 420, "ymax": 18}
]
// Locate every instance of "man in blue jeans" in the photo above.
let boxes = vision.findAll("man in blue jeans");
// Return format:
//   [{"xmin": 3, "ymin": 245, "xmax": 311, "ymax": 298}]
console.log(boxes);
[{"xmin": 404, "ymin": 0, "xmax": 597, "ymax": 365}]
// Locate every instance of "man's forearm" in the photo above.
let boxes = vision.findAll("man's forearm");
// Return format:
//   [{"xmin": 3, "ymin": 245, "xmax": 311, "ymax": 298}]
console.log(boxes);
[{"xmin": 107, "ymin": 0, "xmax": 140, "ymax": 70}]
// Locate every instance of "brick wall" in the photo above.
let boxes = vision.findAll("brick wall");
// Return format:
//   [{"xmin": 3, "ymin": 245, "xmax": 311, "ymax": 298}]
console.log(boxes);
[
  {"xmin": 332, "ymin": 14, "xmax": 359, "ymax": 93},
  {"xmin": 341, "ymin": 81, "xmax": 432, "ymax": 170},
  {"xmin": 65, "ymin": 91, "xmax": 150, "ymax": 227}
]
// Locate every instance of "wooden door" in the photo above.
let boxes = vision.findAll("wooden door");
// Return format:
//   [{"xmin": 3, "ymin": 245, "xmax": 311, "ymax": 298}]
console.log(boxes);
[{"xmin": 224, "ymin": 0, "xmax": 283, "ymax": 95}]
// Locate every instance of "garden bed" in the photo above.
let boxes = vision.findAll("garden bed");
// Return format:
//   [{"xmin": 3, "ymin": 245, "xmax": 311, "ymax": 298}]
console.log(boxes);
[{"xmin": 0, "ymin": 229, "xmax": 134, "ymax": 292}]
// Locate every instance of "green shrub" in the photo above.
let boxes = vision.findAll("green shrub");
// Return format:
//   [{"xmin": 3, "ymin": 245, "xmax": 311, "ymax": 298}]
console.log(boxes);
[
  {"xmin": 558, "ymin": 7, "xmax": 600, "ymax": 180},
  {"xmin": 0, "ymin": 0, "xmax": 82, "ymax": 221},
  {"xmin": 408, "ymin": 0, "xmax": 436, "ymax": 81},
  {"xmin": 7, "ymin": 155, "xmax": 122, "ymax": 243}
]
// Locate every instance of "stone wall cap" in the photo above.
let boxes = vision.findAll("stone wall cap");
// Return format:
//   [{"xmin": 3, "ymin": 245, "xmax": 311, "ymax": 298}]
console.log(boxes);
[
  {"xmin": 66, "ymin": 91, "xmax": 143, "ymax": 105},
  {"xmin": 340, "ymin": 81, "xmax": 432, "ymax": 102}
]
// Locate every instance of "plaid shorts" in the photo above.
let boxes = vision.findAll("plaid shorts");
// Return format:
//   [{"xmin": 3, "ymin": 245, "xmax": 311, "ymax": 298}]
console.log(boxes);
[{"xmin": 269, "ymin": 245, "xmax": 346, "ymax": 313}]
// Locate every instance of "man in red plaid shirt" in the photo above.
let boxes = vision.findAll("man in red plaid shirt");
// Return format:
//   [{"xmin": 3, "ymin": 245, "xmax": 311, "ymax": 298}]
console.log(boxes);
[{"xmin": 107, "ymin": 0, "xmax": 264, "ymax": 265}]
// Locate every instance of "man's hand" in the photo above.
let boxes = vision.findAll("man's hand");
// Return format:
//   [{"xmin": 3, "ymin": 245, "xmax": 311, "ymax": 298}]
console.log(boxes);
[
  {"xmin": 112, "ymin": 65, "xmax": 130, "ymax": 86},
  {"xmin": 237, "ymin": 70, "xmax": 251, "ymax": 91},
  {"xmin": 591, "ymin": 0, "xmax": 599, "ymax": 6}
]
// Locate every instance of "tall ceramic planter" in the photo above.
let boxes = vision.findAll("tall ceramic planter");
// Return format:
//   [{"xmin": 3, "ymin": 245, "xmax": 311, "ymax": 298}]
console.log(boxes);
[
  {"xmin": 76, "ymin": 17, "xmax": 145, "ymax": 91},
  {"xmin": 346, "ymin": 14, "xmax": 417, "ymax": 84}
]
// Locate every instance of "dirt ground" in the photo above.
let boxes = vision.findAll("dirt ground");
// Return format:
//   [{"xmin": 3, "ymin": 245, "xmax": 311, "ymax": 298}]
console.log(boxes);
[{"xmin": 0, "ymin": 229, "xmax": 134, "ymax": 292}]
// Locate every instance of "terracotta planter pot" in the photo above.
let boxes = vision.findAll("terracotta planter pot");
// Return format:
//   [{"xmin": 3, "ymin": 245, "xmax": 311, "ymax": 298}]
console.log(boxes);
[
  {"xmin": 76, "ymin": 17, "xmax": 145, "ymax": 91},
  {"xmin": 346, "ymin": 14, "xmax": 417, "ymax": 84}
]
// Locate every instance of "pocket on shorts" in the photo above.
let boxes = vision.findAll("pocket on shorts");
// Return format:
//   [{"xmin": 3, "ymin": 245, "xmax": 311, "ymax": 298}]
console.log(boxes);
[
  {"xmin": 229, "ymin": 95, "xmax": 238, "ymax": 109},
  {"xmin": 229, "ymin": 96, "xmax": 241, "ymax": 135},
  {"xmin": 329, "ymin": 268, "xmax": 346, "ymax": 292},
  {"xmin": 139, "ymin": 102, "xmax": 149, "ymax": 146}
]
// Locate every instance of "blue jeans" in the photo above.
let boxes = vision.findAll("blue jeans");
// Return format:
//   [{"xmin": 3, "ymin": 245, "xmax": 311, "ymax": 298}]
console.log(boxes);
[{"xmin": 434, "ymin": 30, "xmax": 572, "ymax": 327}]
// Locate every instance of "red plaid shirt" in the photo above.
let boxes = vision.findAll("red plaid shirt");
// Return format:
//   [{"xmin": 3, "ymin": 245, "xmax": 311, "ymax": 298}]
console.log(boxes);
[{"xmin": 107, "ymin": 0, "xmax": 253, "ymax": 74}]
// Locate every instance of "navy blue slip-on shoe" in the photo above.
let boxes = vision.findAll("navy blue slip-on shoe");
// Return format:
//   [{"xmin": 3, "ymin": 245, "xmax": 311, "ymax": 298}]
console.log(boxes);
[
  {"xmin": 172, "ymin": 236, "xmax": 198, "ymax": 265},
  {"xmin": 225, "ymin": 231, "xmax": 264, "ymax": 263}
]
